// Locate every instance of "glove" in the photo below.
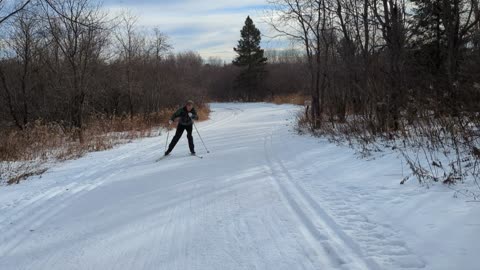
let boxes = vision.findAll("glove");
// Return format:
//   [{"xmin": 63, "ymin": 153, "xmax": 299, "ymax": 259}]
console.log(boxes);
[
  {"xmin": 168, "ymin": 120, "xmax": 173, "ymax": 125},
  {"xmin": 188, "ymin": 113, "xmax": 193, "ymax": 118}
]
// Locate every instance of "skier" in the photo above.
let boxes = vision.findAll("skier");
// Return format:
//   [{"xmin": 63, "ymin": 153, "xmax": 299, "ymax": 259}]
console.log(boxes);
[{"xmin": 165, "ymin": 100, "xmax": 199, "ymax": 156}]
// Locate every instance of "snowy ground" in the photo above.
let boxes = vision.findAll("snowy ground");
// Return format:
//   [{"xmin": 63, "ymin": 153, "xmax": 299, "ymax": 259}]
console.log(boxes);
[{"xmin": 0, "ymin": 103, "xmax": 478, "ymax": 270}]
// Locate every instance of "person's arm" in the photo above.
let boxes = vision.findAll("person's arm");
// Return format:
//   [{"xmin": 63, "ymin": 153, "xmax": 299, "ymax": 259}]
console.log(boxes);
[
  {"xmin": 170, "ymin": 108, "xmax": 183, "ymax": 121},
  {"xmin": 190, "ymin": 108, "xmax": 199, "ymax": 120}
]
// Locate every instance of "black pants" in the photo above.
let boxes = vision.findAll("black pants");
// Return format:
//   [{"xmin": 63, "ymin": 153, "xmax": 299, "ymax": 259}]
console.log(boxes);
[{"xmin": 167, "ymin": 124, "xmax": 194, "ymax": 153}]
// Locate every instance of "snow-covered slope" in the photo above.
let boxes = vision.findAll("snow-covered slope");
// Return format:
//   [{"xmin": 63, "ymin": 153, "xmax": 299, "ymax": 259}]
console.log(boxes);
[{"xmin": 0, "ymin": 103, "xmax": 478, "ymax": 270}]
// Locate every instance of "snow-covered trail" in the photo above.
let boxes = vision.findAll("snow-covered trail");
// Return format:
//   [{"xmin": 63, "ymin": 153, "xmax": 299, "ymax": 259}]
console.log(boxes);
[{"xmin": 0, "ymin": 103, "xmax": 478, "ymax": 270}]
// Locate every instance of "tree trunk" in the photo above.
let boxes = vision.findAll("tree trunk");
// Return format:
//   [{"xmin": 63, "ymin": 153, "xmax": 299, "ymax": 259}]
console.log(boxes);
[{"xmin": 0, "ymin": 66, "xmax": 23, "ymax": 130}]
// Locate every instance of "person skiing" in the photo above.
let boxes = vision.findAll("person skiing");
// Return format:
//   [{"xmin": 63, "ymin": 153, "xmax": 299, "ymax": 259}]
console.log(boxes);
[{"xmin": 165, "ymin": 100, "xmax": 199, "ymax": 156}]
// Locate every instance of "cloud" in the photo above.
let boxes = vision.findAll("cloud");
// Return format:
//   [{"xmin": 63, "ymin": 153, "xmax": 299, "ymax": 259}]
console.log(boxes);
[{"xmin": 102, "ymin": 0, "xmax": 286, "ymax": 61}]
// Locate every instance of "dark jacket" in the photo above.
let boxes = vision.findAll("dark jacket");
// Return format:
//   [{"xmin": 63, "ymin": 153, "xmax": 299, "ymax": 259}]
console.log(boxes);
[{"xmin": 170, "ymin": 106, "xmax": 199, "ymax": 126}]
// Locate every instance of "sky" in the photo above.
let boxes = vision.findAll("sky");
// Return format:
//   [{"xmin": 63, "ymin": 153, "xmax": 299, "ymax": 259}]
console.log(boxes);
[{"xmin": 101, "ymin": 0, "xmax": 286, "ymax": 62}]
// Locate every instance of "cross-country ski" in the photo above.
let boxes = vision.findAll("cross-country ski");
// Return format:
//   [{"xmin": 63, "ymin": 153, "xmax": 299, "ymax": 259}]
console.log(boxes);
[{"xmin": 156, "ymin": 153, "xmax": 203, "ymax": 162}]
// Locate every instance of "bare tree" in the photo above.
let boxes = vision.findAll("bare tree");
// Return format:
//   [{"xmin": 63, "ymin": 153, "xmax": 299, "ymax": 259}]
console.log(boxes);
[
  {"xmin": 0, "ymin": 0, "xmax": 31, "ymax": 25},
  {"xmin": 149, "ymin": 27, "xmax": 171, "ymax": 60},
  {"xmin": 370, "ymin": 0, "xmax": 409, "ymax": 130},
  {"xmin": 9, "ymin": 9, "xmax": 42, "ymax": 126},
  {"xmin": 114, "ymin": 12, "xmax": 145, "ymax": 118},
  {"xmin": 0, "ymin": 1, "xmax": 35, "ymax": 130},
  {"xmin": 267, "ymin": 0, "xmax": 336, "ymax": 127},
  {"xmin": 146, "ymin": 27, "xmax": 171, "ymax": 112},
  {"xmin": 42, "ymin": 0, "xmax": 108, "ymax": 142}
]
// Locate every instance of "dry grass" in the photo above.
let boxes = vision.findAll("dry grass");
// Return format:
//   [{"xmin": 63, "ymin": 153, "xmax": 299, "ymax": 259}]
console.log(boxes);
[
  {"xmin": 0, "ymin": 104, "xmax": 210, "ymax": 185},
  {"xmin": 196, "ymin": 104, "xmax": 211, "ymax": 121},
  {"xmin": 270, "ymin": 93, "xmax": 308, "ymax": 105},
  {"xmin": 7, "ymin": 168, "xmax": 48, "ymax": 185}
]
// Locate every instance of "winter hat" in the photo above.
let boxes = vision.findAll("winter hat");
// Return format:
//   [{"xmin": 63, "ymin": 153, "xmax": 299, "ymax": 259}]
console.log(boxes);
[{"xmin": 186, "ymin": 100, "xmax": 194, "ymax": 105}]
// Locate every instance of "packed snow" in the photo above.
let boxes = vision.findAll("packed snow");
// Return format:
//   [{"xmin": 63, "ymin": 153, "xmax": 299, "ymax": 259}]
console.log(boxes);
[{"xmin": 0, "ymin": 103, "xmax": 478, "ymax": 270}]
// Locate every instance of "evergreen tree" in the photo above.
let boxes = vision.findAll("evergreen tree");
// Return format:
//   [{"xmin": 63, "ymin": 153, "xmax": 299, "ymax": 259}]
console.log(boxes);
[
  {"xmin": 233, "ymin": 16, "xmax": 267, "ymax": 101},
  {"xmin": 410, "ymin": 0, "xmax": 446, "ymax": 75}
]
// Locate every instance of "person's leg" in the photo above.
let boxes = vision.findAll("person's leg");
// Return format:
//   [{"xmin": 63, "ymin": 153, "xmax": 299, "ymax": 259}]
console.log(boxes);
[
  {"xmin": 167, "ymin": 125, "xmax": 185, "ymax": 153},
  {"xmin": 186, "ymin": 125, "xmax": 195, "ymax": 153}
]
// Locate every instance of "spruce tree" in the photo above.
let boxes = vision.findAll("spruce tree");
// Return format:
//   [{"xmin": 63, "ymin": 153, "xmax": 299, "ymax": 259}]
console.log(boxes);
[{"xmin": 233, "ymin": 16, "xmax": 267, "ymax": 101}]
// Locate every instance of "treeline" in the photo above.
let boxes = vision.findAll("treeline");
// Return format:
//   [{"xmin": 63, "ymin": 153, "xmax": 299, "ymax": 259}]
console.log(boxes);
[
  {"xmin": 0, "ymin": 0, "xmax": 210, "ymax": 140},
  {"xmin": 264, "ymin": 0, "xmax": 480, "ymax": 128}
]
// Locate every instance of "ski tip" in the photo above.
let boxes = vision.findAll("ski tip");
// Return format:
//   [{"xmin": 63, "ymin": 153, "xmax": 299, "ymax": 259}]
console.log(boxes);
[{"xmin": 155, "ymin": 156, "xmax": 168, "ymax": 162}]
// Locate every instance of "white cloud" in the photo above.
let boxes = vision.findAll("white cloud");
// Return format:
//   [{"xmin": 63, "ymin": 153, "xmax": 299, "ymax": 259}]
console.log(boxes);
[{"xmin": 102, "ymin": 0, "xmax": 287, "ymax": 61}]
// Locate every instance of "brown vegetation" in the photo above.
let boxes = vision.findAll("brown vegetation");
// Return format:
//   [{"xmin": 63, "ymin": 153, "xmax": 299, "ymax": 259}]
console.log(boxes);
[
  {"xmin": 270, "ymin": 93, "xmax": 308, "ymax": 105},
  {"xmin": 0, "ymin": 105, "xmax": 210, "ymax": 184}
]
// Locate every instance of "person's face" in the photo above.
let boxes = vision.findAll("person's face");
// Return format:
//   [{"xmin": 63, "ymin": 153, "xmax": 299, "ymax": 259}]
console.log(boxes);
[{"xmin": 186, "ymin": 104, "xmax": 193, "ymax": 111}]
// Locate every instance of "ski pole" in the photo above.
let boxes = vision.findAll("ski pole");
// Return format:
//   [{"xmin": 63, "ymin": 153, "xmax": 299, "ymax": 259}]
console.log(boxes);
[
  {"xmin": 164, "ymin": 127, "xmax": 170, "ymax": 152},
  {"xmin": 193, "ymin": 122, "xmax": 210, "ymax": 153}
]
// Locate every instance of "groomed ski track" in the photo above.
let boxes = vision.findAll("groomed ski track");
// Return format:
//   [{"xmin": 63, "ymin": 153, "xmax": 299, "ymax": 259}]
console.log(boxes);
[{"xmin": 1, "ymin": 103, "xmax": 475, "ymax": 270}]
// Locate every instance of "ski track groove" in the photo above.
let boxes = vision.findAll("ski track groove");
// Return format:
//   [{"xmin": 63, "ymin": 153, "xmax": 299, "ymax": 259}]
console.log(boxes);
[
  {"xmin": 277, "ymin": 133, "xmax": 427, "ymax": 269},
  {"xmin": 0, "ymin": 157, "xmax": 133, "ymax": 259},
  {"xmin": 264, "ymin": 130, "xmax": 376, "ymax": 270},
  {"xmin": 0, "ymin": 151, "xmax": 135, "ymax": 228},
  {"xmin": 0, "ymin": 178, "xmax": 111, "ymax": 257}
]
